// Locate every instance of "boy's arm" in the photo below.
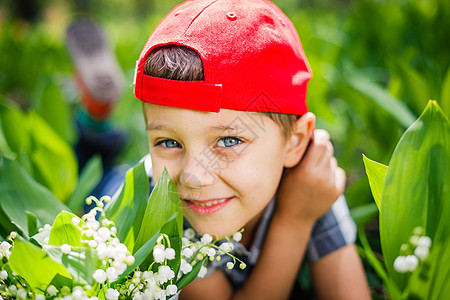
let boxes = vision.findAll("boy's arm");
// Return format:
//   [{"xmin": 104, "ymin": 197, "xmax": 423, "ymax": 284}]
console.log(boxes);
[
  {"xmin": 310, "ymin": 244, "xmax": 371, "ymax": 300},
  {"xmin": 181, "ymin": 130, "xmax": 346, "ymax": 300}
]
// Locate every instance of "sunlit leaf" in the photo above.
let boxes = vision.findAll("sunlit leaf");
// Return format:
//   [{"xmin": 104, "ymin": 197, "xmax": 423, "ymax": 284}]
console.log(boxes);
[
  {"xmin": 9, "ymin": 238, "xmax": 72, "ymax": 290},
  {"xmin": 362, "ymin": 154, "xmax": 388, "ymax": 210},
  {"xmin": 45, "ymin": 245, "xmax": 101, "ymax": 285},
  {"xmin": 380, "ymin": 100, "xmax": 450, "ymax": 292},
  {"xmin": 48, "ymin": 211, "xmax": 83, "ymax": 247}
]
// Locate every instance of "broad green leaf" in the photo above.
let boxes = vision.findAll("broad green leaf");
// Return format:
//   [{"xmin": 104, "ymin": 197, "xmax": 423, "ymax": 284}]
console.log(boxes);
[
  {"xmin": 134, "ymin": 167, "xmax": 183, "ymax": 253},
  {"xmin": 26, "ymin": 211, "xmax": 38, "ymax": 237},
  {"xmin": 0, "ymin": 158, "xmax": 70, "ymax": 236},
  {"xmin": 345, "ymin": 63, "xmax": 416, "ymax": 128},
  {"xmin": 404, "ymin": 238, "xmax": 450, "ymax": 299},
  {"xmin": 9, "ymin": 238, "xmax": 72, "ymax": 290},
  {"xmin": 26, "ymin": 111, "xmax": 77, "ymax": 202},
  {"xmin": 45, "ymin": 245, "xmax": 101, "ymax": 285},
  {"xmin": 48, "ymin": 211, "xmax": 83, "ymax": 247},
  {"xmin": 362, "ymin": 154, "xmax": 388, "ymax": 210},
  {"xmin": 380, "ymin": 100, "xmax": 450, "ymax": 292},
  {"xmin": 176, "ymin": 259, "xmax": 205, "ymax": 290},
  {"xmin": 105, "ymin": 161, "xmax": 149, "ymax": 251},
  {"xmin": 0, "ymin": 102, "xmax": 30, "ymax": 156},
  {"xmin": 67, "ymin": 155, "xmax": 102, "ymax": 214},
  {"xmin": 32, "ymin": 75, "xmax": 76, "ymax": 144}
]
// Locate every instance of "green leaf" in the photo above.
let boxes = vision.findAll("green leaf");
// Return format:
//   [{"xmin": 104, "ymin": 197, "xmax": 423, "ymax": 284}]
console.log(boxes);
[
  {"xmin": 9, "ymin": 238, "xmax": 72, "ymax": 290},
  {"xmin": 32, "ymin": 75, "xmax": 76, "ymax": 144},
  {"xmin": 176, "ymin": 259, "xmax": 205, "ymax": 290},
  {"xmin": 105, "ymin": 161, "xmax": 149, "ymax": 251},
  {"xmin": 67, "ymin": 155, "xmax": 102, "ymax": 214},
  {"xmin": 345, "ymin": 63, "xmax": 417, "ymax": 128},
  {"xmin": 30, "ymin": 230, "xmax": 50, "ymax": 248},
  {"xmin": 394, "ymin": 59, "xmax": 430, "ymax": 115},
  {"xmin": 45, "ymin": 245, "xmax": 101, "ymax": 285},
  {"xmin": 48, "ymin": 211, "xmax": 83, "ymax": 247},
  {"xmin": 26, "ymin": 211, "xmax": 38, "ymax": 237},
  {"xmin": 0, "ymin": 204, "xmax": 16, "ymax": 239},
  {"xmin": 441, "ymin": 66, "xmax": 450, "ymax": 118},
  {"xmin": 404, "ymin": 237, "xmax": 450, "ymax": 300},
  {"xmin": 0, "ymin": 102, "xmax": 30, "ymax": 156},
  {"xmin": 117, "ymin": 230, "xmax": 160, "ymax": 280},
  {"xmin": 0, "ymin": 157, "xmax": 70, "ymax": 236},
  {"xmin": 161, "ymin": 214, "xmax": 182, "ymax": 278},
  {"xmin": 349, "ymin": 202, "xmax": 379, "ymax": 227},
  {"xmin": 362, "ymin": 154, "xmax": 388, "ymax": 210},
  {"xmin": 134, "ymin": 167, "xmax": 183, "ymax": 253},
  {"xmin": 357, "ymin": 230, "xmax": 400, "ymax": 299},
  {"xmin": 26, "ymin": 111, "xmax": 78, "ymax": 202},
  {"xmin": 0, "ymin": 123, "xmax": 15, "ymax": 159},
  {"xmin": 380, "ymin": 100, "xmax": 450, "ymax": 292}
]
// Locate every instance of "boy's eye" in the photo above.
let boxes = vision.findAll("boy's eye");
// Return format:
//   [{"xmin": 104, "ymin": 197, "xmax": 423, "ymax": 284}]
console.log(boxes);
[
  {"xmin": 156, "ymin": 139, "xmax": 181, "ymax": 148},
  {"xmin": 216, "ymin": 137, "xmax": 242, "ymax": 148}
]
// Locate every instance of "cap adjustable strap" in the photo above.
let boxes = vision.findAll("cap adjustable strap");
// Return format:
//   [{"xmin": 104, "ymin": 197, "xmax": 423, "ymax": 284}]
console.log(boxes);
[{"xmin": 139, "ymin": 74, "xmax": 223, "ymax": 112}]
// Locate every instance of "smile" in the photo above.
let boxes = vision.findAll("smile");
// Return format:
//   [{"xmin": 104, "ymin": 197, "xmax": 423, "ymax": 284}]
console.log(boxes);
[
  {"xmin": 183, "ymin": 197, "xmax": 233, "ymax": 215},
  {"xmin": 191, "ymin": 198, "xmax": 228, "ymax": 207}
]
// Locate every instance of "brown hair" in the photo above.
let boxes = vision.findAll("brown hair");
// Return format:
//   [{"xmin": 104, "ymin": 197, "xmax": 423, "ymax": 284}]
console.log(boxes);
[{"xmin": 144, "ymin": 45, "xmax": 298, "ymax": 137}]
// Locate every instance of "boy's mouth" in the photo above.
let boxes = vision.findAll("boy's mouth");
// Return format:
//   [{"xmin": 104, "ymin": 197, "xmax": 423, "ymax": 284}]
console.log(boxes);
[{"xmin": 183, "ymin": 197, "xmax": 233, "ymax": 215}]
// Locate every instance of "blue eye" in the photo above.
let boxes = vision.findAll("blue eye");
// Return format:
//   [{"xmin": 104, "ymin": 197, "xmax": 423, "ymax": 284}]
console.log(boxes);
[
  {"xmin": 156, "ymin": 139, "xmax": 181, "ymax": 148},
  {"xmin": 217, "ymin": 137, "xmax": 242, "ymax": 147}
]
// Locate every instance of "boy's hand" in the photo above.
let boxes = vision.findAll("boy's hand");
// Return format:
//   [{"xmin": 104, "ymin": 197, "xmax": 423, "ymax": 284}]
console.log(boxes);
[{"xmin": 277, "ymin": 129, "xmax": 346, "ymax": 225}]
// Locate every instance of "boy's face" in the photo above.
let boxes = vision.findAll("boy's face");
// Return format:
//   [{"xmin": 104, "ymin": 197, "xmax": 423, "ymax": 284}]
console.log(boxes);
[{"xmin": 144, "ymin": 103, "xmax": 292, "ymax": 237}]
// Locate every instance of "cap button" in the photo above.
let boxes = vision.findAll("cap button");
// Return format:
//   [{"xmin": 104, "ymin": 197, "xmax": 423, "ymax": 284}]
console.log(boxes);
[{"xmin": 226, "ymin": 12, "xmax": 237, "ymax": 21}]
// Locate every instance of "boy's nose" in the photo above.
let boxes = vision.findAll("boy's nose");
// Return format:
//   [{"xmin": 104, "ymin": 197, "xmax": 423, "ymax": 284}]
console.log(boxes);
[{"xmin": 178, "ymin": 154, "xmax": 217, "ymax": 188}]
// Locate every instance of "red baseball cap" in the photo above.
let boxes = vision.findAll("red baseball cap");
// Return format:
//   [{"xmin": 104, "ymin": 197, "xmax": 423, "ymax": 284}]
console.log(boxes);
[{"xmin": 134, "ymin": 0, "xmax": 312, "ymax": 115}]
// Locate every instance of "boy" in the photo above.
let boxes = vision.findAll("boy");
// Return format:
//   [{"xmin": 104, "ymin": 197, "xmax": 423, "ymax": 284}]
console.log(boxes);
[{"xmin": 133, "ymin": 0, "xmax": 370, "ymax": 299}]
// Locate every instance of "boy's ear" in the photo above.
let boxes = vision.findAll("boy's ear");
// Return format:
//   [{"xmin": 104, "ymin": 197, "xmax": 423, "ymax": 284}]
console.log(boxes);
[{"xmin": 284, "ymin": 112, "xmax": 315, "ymax": 168}]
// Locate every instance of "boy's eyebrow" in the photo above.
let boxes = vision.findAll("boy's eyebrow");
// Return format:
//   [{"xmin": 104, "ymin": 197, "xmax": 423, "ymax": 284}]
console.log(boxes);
[
  {"xmin": 146, "ymin": 122, "xmax": 170, "ymax": 131},
  {"xmin": 147, "ymin": 121, "xmax": 255, "ymax": 132}
]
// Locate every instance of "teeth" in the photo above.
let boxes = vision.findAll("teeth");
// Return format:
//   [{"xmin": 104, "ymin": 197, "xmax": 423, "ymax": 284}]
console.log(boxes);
[{"xmin": 194, "ymin": 198, "xmax": 227, "ymax": 207}]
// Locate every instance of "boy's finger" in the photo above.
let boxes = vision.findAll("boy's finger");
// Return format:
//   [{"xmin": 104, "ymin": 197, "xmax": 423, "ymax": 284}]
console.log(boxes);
[
  {"xmin": 334, "ymin": 167, "xmax": 346, "ymax": 195},
  {"xmin": 314, "ymin": 129, "xmax": 330, "ymax": 141}
]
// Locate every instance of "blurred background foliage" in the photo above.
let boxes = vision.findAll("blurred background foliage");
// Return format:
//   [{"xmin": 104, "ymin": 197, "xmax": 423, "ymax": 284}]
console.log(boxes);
[{"xmin": 0, "ymin": 0, "xmax": 449, "ymax": 297}]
